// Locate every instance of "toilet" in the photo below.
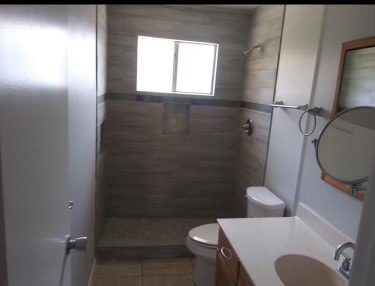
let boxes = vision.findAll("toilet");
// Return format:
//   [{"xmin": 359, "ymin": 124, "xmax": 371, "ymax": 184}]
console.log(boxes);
[{"xmin": 186, "ymin": 186, "xmax": 285, "ymax": 286}]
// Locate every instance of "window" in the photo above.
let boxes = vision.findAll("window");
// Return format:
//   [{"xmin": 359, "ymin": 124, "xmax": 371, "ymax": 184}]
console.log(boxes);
[{"xmin": 137, "ymin": 36, "xmax": 218, "ymax": 96}]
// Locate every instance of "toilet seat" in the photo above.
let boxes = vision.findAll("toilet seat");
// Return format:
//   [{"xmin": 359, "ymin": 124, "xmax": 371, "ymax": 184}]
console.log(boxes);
[
  {"xmin": 188, "ymin": 223, "xmax": 219, "ymax": 248},
  {"xmin": 186, "ymin": 223, "xmax": 219, "ymax": 260}
]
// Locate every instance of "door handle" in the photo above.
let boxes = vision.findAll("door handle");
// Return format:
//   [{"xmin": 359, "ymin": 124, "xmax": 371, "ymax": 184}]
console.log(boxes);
[{"xmin": 65, "ymin": 235, "xmax": 88, "ymax": 255}]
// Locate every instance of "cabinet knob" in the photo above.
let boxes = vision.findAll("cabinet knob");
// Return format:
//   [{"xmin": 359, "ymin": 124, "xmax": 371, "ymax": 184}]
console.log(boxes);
[{"xmin": 220, "ymin": 247, "xmax": 233, "ymax": 260}]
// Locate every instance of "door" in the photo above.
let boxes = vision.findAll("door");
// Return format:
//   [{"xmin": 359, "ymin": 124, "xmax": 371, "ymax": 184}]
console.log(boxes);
[
  {"xmin": 0, "ymin": 5, "xmax": 96, "ymax": 286},
  {"xmin": 0, "ymin": 5, "xmax": 72, "ymax": 286}
]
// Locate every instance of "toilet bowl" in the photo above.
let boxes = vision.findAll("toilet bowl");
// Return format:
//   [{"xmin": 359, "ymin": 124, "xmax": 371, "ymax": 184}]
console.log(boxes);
[
  {"xmin": 186, "ymin": 186, "xmax": 285, "ymax": 286},
  {"xmin": 186, "ymin": 223, "xmax": 219, "ymax": 286}
]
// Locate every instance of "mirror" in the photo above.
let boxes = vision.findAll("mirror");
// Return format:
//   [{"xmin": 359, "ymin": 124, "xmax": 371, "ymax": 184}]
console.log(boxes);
[
  {"xmin": 322, "ymin": 36, "xmax": 375, "ymax": 200},
  {"xmin": 315, "ymin": 106, "xmax": 375, "ymax": 196}
]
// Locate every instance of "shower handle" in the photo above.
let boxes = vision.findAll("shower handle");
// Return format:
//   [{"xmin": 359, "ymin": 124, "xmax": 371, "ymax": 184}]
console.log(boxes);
[{"xmin": 241, "ymin": 119, "xmax": 254, "ymax": 136}]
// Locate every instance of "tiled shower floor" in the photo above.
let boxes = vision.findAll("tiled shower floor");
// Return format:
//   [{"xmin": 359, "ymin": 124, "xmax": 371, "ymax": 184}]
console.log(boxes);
[{"xmin": 96, "ymin": 217, "xmax": 216, "ymax": 259}]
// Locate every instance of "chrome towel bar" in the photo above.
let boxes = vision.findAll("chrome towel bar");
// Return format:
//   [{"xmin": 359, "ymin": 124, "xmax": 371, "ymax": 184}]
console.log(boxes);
[
  {"xmin": 270, "ymin": 101, "xmax": 309, "ymax": 112},
  {"xmin": 270, "ymin": 101, "xmax": 324, "ymax": 136}
]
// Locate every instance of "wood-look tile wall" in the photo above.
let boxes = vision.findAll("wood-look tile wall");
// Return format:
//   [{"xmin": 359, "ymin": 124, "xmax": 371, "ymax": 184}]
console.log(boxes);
[
  {"xmin": 107, "ymin": 5, "xmax": 250, "ymax": 101},
  {"xmin": 96, "ymin": 4, "xmax": 108, "ymax": 242},
  {"xmin": 104, "ymin": 100, "xmax": 239, "ymax": 217},
  {"xmin": 103, "ymin": 5, "xmax": 285, "ymax": 219},
  {"xmin": 234, "ymin": 5, "xmax": 285, "ymax": 216},
  {"xmin": 104, "ymin": 5, "xmax": 252, "ymax": 218}
]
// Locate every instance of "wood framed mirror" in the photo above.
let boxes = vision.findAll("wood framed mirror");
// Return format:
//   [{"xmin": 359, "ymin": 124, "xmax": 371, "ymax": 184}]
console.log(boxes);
[{"xmin": 322, "ymin": 36, "xmax": 375, "ymax": 201}]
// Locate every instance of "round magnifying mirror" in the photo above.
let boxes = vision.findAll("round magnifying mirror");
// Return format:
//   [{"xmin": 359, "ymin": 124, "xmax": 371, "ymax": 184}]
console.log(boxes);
[{"xmin": 316, "ymin": 106, "xmax": 375, "ymax": 185}]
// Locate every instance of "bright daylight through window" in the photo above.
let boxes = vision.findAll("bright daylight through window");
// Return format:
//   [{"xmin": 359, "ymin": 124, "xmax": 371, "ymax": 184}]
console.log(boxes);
[{"xmin": 137, "ymin": 36, "xmax": 218, "ymax": 96}]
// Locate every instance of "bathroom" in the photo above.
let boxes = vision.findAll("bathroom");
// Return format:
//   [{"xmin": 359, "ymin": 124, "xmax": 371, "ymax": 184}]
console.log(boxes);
[{"xmin": 0, "ymin": 4, "xmax": 375, "ymax": 286}]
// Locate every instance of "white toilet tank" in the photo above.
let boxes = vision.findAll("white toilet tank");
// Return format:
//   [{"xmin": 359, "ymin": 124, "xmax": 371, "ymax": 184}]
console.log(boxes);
[{"xmin": 246, "ymin": 186, "xmax": 285, "ymax": 218}]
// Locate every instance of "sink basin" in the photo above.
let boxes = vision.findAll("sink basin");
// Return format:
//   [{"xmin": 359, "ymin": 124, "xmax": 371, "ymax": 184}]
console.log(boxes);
[{"xmin": 275, "ymin": 254, "xmax": 346, "ymax": 286}]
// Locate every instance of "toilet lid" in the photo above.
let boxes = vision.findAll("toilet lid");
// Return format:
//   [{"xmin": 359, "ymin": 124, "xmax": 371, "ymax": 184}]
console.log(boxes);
[{"xmin": 188, "ymin": 223, "xmax": 219, "ymax": 246}]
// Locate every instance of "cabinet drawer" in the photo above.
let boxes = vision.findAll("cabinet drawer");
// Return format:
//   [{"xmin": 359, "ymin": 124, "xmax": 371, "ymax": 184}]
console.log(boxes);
[
  {"xmin": 237, "ymin": 266, "xmax": 255, "ymax": 286},
  {"xmin": 217, "ymin": 228, "xmax": 240, "ymax": 284}
]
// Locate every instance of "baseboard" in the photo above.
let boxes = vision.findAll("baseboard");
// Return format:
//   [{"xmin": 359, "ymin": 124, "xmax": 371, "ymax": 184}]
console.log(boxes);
[{"xmin": 88, "ymin": 258, "xmax": 96, "ymax": 286}]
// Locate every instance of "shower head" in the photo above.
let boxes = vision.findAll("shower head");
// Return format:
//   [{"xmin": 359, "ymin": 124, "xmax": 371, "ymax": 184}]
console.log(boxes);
[{"xmin": 244, "ymin": 43, "xmax": 262, "ymax": 55}]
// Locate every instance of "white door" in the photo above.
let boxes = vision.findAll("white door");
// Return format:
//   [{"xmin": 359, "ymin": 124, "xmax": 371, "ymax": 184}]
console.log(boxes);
[
  {"xmin": 0, "ymin": 5, "xmax": 71, "ymax": 286},
  {"xmin": 0, "ymin": 5, "xmax": 96, "ymax": 286}
]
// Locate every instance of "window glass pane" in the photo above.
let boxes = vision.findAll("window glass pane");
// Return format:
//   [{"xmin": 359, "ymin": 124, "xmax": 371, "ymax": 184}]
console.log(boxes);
[
  {"xmin": 176, "ymin": 42, "xmax": 217, "ymax": 94},
  {"xmin": 137, "ymin": 36, "xmax": 174, "ymax": 93}
]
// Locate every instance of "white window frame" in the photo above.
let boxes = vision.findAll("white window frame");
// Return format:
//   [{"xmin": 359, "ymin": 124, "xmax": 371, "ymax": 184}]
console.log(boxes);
[{"xmin": 137, "ymin": 36, "xmax": 219, "ymax": 96}]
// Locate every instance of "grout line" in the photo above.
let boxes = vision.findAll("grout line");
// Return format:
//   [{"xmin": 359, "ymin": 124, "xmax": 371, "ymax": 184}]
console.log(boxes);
[
  {"xmin": 141, "ymin": 258, "xmax": 144, "ymax": 286},
  {"xmin": 141, "ymin": 258, "xmax": 144, "ymax": 277},
  {"xmin": 142, "ymin": 273, "xmax": 194, "ymax": 281},
  {"xmin": 142, "ymin": 273, "xmax": 193, "ymax": 277},
  {"xmin": 142, "ymin": 272, "xmax": 194, "ymax": 277}
]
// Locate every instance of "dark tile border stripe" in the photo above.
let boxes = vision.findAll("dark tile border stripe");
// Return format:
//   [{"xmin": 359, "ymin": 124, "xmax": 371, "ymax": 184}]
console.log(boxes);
[
  {"xmin": 105, "ymin": 92, "xmax": 272, "ymax": 113},
  {"xmin": 191, "ymin": 98, "xmax": 239, "ymax": 107},
  {"xmin": 240, "ymin": 101, "xmax": 272, "ymax": 113}
]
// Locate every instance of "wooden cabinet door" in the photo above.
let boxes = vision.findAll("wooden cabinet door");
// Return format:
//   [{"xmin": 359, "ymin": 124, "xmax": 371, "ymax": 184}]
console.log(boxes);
[
  {"xmin": 216, "ymin": 226, "xmax": 255, "ymax": 286},
  {"xmin": 217, "ymin": 228, "xmax": 240, "ymax": 284},
  {"xmin": 237, "ymin": 266, "xmax": 255, "ymax": 286},
  {"xmin": 215, "ymin": 251, "xmax": 236, "ymax": 286}
]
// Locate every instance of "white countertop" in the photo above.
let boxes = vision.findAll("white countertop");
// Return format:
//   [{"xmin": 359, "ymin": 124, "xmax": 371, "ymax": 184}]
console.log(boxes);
[{"xmin": 217, "ymin": 215, "xmax": 348, "ymax": 286}]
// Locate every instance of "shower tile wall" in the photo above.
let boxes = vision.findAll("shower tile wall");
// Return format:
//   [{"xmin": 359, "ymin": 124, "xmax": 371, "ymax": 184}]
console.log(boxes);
[
  {"xmin": 103, "ymin": 5, "xmax": 251, "ymax": 218},
  {"xmin": 234, "ymin": 5, "xmax": 285, "ymax": 216},
  {"xmin": 104, "ymin": 101, "xmax": 239, "ymax": 218},
  {"xmin": 106, "ymin": 5, "xmax": 250, "ymax": 100},
  {"xmin": 95, "ymin": 4, "xmax": 108, "ymax": 242}
]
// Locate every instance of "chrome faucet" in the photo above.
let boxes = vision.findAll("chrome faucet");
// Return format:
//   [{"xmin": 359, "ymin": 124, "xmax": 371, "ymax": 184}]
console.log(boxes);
[{"xmin": 334, "ymin": 242, "xmax": 356, "ymax": 279}]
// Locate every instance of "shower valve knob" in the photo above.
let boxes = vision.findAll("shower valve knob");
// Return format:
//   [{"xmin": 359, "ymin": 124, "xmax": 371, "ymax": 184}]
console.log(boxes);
[{"xmin": 241, "ymin": 119, "xmax": 254, "ymax": 136}]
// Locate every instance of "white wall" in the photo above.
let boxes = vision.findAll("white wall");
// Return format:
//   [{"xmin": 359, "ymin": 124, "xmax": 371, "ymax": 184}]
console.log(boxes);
[
  {"xmin": 266, "ymin": 5, "xmax": 375, "ymax": 240},
  {"xmin": 265, "ymin": 5, "xmax": 325, "ymax": 215},
  {"xmin": 298, "ymin": 5, "xmax": 375, "ymax": 240}
]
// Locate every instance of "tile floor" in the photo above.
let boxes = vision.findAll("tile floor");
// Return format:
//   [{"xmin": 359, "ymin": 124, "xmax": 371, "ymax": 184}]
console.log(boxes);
[{"xmin": 94, "ymin": 258, "xmax": 195, "ymax": 286}]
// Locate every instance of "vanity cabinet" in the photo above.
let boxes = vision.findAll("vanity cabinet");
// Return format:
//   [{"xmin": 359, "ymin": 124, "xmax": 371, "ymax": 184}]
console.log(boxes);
[
  {"xmin": 237, "ymin": 267, "xmax": 255, "ymax": 286},
  {"xmin": 216, "ymin": 253, "xmax": 236, "ymax": 286},
  {"xmin": 215, "ymin": 228, "xmax": 255, "ymax": 286}
]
